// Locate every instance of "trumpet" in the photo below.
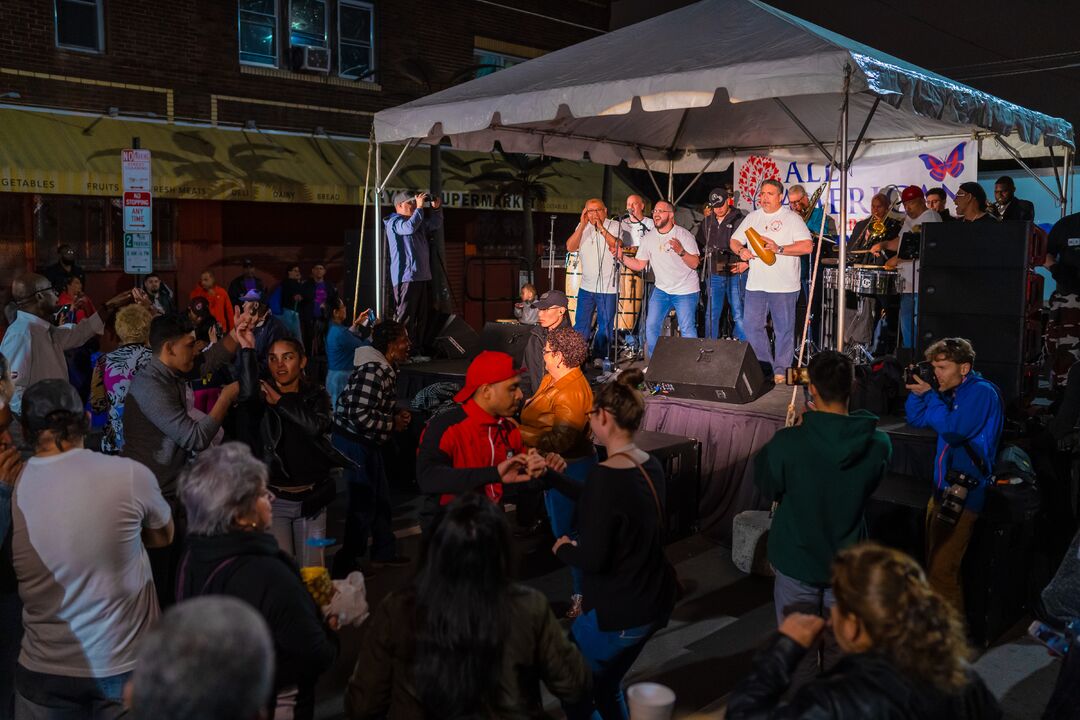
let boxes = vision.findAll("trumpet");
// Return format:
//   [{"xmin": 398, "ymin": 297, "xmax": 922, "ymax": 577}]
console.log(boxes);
[{"xmin": 745, "ymin": 227, "xmax": 777, "ymax": 265}]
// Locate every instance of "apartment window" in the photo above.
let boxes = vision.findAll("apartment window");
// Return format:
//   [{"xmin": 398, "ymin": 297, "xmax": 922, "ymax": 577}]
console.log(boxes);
[
  {"xmin": 55, "ymin": 0, "xmax": 104, "ymax": 53},
  {"xmin": 290, "ymin": 0, "xmax": 327, "ymax": 47},
  {"xmin": 239, "ymin": 0, "xmax": 278, "ymax": 66},
  {"xmin": 473, "ymin": 49, "xmax": 524, "ymax": 78},
  {"xmin": 338, "ymin": 0, "xmax": 374, "ymax": 80}
]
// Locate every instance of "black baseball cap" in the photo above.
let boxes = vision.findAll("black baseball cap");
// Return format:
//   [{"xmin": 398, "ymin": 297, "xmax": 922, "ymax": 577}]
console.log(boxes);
[
  {"xmin": 531, "ymin": 290, "xmax": 568, "ymax": 310},
  {"xmin": 21, "ymin": 379, "xmax": 84, "ymax": 432},
  {"xmin": 708, "ymin": 187, "xmax": 730, "ymax": 208}
]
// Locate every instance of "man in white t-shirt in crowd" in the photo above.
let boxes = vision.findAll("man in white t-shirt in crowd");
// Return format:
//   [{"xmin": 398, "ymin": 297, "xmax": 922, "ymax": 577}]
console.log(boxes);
[
  {"xmin": 871, "ymin": 185, "xmax": 941, "ymax": 349},
  {"xmin": 732, "ymin": 179, "xmax": 813, "ymax": 382},
  {"xmin": 618, "ymin": 200, "xmax": 701, "ymax": 357},
  {"xmin": 620, "ymin": 194, "xmax": 655, "ymax": 247},
  {"xmin": 566, "ymin": 198, "xmax": 622, "ymax": 362},
  {"xmin": 10, "ymin": 379, "xmax": 173, "ymax": 718}
]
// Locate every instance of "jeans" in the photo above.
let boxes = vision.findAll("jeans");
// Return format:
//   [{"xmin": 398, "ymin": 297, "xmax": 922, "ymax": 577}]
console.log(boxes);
[
  {"xmin": 332, "ymin": 435, "xmax": 397, "ymax": 575},
  {"xmin": 14, "ymin": 665, "xmax": 130, "ymax": 720},
  {"xmin": 925, "ymin": 499, "xmax": 977, "ymax": 613},
  {"xmin": 270, "ymin": 497, "xmax": 328, "ymax": 568},
  {"xmin": 325, "ymin": 369, "xmax": 350, "ymax": 411},
  {"xmin": 773, "ymin": 569, "xmax": 841, "ymax": 689},
  {"xmin": 574, "ymin": 289, "xmax": 618, "ymax": 360},
  {"xmin": 899, "ymin": 293, "xmax": 918, "ymax": 350},
  {"xmin": 705, "ymin": 273, "xmax": 747, "ymax": 340},
  {"xmin": 644, "ymin": 289, "xmax": 699, "ymax": 358},
  {"xmin": 744, "ymin": 290, "xmax": 799, "ymax": 376},
  {"xmin": 564, "ymin": 609, "xmax": 664, "ymax": 720},
  {"xmin": 544, "ymin": 455, "xmax": 597, "ymax": 596}
]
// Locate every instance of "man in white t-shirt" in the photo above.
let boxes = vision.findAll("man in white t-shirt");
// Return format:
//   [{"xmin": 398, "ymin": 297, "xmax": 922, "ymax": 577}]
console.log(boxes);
[
  {"xmin": 620, "ymin": 194, "xmax": 655, "ymax": 247},
  {"xmin": 566, "ymin": 198, "xmax": 621, "ymax": 360},
  {"xmin": 731, "ymin": 179, "xmax": 813, "ymax": 380},
  {"xmin": 871, "ymin": 185, "xmax": 941, "ymax": 349},
  {"xmin": 618, "ymin": 200, "xmax": 701, "ymax": 357},
  {"xmin": 11, "ymin": 380, "xmax": 173, "ymax": 717}
]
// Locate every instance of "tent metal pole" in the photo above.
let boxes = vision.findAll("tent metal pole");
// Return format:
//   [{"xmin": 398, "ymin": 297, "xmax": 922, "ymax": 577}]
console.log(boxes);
[
  {"xmin": 1049, "ymin": 145, "xmax": 1063, "ymax": 207},
  {"xmin": 672, "ymin": 153, "xmax": 719, "ymax": 207},
  {"xmin": 1065, "ymin": 147, "xmax": 1073, "ymax": 216},
  {"xmin": 382, "ymin": 139, "xmax": 418, "ymax": 190},
  {"xmin": 352, "ymin": 130, "xmax": 374, "ymax": 317},
  {"xmin": 774, "ymin": 98, "xmax": 836, "ymax": 164},
  {"xmin": 635, "ymin": 147, "xmax": 666, "ymax": 201},
  {"xmin": 374, "ymin": 143, "xmax": 384, "ymax": 319},
  {"xmin": 837, "ymin": 88, "xmax": 849, "ymax": 349},
  {"xmin": 846, "ymin": 96, "xmax": 881, "ymax": 168},
  {"xmin": 667, "ymin": 160, "xmax": 674, "ymax": 202},
  {"xmin": 992, "ymin": 134, "xmax": 1061, "ymax": 203}
]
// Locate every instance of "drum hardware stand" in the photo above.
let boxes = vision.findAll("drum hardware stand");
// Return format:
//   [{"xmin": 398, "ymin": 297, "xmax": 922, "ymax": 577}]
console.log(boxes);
[
  {"xmin": 546, "ymin": 215, "xmax": 558, "ymax": 290},
  {"xmin": 608, "ymin": 237, "xmax": 625, "ymax": 374}
]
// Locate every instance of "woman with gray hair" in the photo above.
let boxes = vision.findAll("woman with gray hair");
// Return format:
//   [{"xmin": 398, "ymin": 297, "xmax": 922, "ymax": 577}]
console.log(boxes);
[{"xmin": 178, "ymin": 442, "xmax": 337, "ymax": 720}]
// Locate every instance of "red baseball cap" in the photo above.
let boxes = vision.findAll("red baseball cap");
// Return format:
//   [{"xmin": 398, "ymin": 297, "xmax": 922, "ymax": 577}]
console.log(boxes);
[
  {"xmin": 454, "ymin": 350, "xmax": 523, "ymax": 403},
  {"xmin": 900, "ymin": 185, "xmax": 924, "ymax": 203}
]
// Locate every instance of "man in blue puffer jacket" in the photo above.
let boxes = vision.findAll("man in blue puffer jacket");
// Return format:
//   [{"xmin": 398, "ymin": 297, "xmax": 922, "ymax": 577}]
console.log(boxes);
[{"xmin": 905, "ymin": 337, "xmax": 1004, "ymax": 612}]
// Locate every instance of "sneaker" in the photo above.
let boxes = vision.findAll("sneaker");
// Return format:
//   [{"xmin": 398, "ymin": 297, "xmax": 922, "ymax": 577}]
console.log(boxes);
[
  {"xmin": 371, "ymin": 555, "xmax": 411, "ymax": 569},
  {"xmin": 566, "ymin": 594, "xmax": 584, "ymax": 619}
]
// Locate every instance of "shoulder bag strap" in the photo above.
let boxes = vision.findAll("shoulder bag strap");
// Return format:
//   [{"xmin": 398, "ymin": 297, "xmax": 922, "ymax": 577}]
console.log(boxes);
[{"xmin": 609, "ymin": 451, "xmax": 664, "ymax": 529}]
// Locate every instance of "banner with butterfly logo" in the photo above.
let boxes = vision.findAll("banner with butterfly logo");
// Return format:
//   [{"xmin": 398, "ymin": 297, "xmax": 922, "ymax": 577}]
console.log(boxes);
[{"xmin": 733, "ymin": 139, "xmax": 977, "ymax": 232}]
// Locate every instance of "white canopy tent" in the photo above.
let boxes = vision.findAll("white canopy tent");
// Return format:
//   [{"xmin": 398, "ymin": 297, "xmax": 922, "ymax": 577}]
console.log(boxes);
[{"xmin": 371, "ymin": 0, "xmax": 1073, "ymax": 341}]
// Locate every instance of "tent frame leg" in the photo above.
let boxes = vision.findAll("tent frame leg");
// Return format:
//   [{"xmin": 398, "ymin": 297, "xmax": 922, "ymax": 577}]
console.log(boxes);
[
  {"xmin": 774, "ymin": 98, "xmax": 836, "ymax": 164},
  {"xmin": 993, "ymin": 134, "xmax": 1063, "ymax": 205},
  {"xmin": 635, "ymin": 147, "xmax": 666, "ymax": 202},
  {"xmin": 672, "ymin": 153, "xmax": 720, "ymax": 207},
  {"xmin": 837, "ymin": 83, "xmax": 850, "ymax": 350}
]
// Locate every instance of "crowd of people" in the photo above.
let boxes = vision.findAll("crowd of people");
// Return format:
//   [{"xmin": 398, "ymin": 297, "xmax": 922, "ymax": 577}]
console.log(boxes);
[{"xmin": 0, "ymin": 172, "xmax": 1076, "ymax": 720}]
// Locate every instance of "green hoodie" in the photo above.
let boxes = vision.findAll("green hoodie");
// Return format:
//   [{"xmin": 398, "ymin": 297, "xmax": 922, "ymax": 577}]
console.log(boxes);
[{"xmin": 754, "ymin": 409, "xmax": 892, "ymax": 586}]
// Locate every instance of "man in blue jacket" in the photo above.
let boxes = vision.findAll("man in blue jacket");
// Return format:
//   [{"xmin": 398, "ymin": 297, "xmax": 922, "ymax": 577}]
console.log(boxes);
[
  {"xmin": 386, "ymin": 190, "xmax": 443, "ymax": 349},
  {"xmin": 905, "ymin": 337, "xmax": 1004, "ymax": 612}
]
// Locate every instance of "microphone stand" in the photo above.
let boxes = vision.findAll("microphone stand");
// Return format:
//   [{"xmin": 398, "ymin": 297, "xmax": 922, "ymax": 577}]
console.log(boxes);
[
  {"xmin": 702, "ymin": 217, "xmax": 714, "ymax": 340},
  {"xmin": 546, "ymin": 215, "xmax": 557, "ymax": 291},
  {"xmin": 608, "ymin": 213, "xmax": 628, "ymax": 373}
]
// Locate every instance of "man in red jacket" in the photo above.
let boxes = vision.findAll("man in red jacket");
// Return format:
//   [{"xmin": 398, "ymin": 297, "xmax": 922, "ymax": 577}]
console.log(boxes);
[{"xmin": 416, "ymin": 351, "xmax": 562, "ymax": 530}]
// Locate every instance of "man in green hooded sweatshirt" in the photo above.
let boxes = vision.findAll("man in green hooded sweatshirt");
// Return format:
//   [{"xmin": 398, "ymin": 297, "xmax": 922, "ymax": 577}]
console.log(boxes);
[{"xmin": 754, "ymin": 350, "xmax": 892, "ymax": 681}]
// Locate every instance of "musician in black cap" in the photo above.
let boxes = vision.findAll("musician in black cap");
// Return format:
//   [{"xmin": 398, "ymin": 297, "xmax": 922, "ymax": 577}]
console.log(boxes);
[{"xmin": 697, "ymin": 187, "xmax": 748, "ymax": 340}]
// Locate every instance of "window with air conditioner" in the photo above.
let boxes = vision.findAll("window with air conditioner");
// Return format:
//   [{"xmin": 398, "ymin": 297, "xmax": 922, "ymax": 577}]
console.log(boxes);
[
  {"xmin": 239, "ymin": 0, "xmax": 279, "ymax": 67},
  {"xmin": 290, "ymin": 0, "xmax": 328, "ymax": 48},
  {"xmin": 55, "ymin": 0, "xmax": 104, "ymax": 53},
  {"xmin": 338, "ymin": 0, "xmax": 375, "ymax": 81}
]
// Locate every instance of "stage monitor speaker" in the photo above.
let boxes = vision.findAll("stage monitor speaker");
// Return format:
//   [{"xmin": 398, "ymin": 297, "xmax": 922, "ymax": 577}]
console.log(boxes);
[
  {"xmin": 431, "ymin": 314, "xmax": 481, "ymax": 359},
  {"xmin": 918, "ymin": 221, "xmax": 1040, "ymax": 405},
  {"xmin": 479, "ymin": 321, "xmax": 532, "ymax": 366},
  {"xmin": 645, "ymin": 337, "xmax": 766, "ymax": 404}
]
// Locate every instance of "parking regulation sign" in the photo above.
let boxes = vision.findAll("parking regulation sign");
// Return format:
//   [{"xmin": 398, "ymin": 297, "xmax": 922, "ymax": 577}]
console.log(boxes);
[
  {"xmin": 121, "ymin": 149, "xmax": 152, "ymax": 192},
  {"xmin": 123, "ymin": 233, "xmax": 152, "ymax": 274},
  {"xmin": 122, "ymin": 191, "xmax": 152, "ymax": 232}
]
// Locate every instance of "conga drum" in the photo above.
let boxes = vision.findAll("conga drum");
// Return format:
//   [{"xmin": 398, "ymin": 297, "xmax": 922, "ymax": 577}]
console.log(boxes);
[
  {"xmin": 618, "ymin": 265, "xmax": 644, "ymax": 331},
  {"xmin": 564, "ymin": 252, "xmax": 581, "ymax": 325}
]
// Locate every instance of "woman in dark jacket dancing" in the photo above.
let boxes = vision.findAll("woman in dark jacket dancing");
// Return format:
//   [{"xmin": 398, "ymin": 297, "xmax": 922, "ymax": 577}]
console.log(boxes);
[
  {"xmin": 727, "ymin": 542, "xmax": 1002, "ymax": 720},
  {"xmin": 177, "ymin": 442, "xmax": 337, "ymax": 720},
  {"xmin": 236, "ymin": 337, "xmax": 352, "ymax": 566}
]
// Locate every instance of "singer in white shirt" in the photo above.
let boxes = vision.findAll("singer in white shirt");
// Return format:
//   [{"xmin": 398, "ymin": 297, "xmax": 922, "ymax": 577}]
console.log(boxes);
[{"xmin": 566, "ymin": 198, "xmax": 621, "ymax": 360}]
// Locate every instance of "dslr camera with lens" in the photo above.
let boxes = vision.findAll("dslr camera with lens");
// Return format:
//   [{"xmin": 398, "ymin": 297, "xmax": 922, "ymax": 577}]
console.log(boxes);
[
  {"xmin": 905, "ymin": 360, "xmax": 937, "ymax": 389},
  {"xmin": 935, "ymin": 470, "xmax": 980, "ymax": 525}
]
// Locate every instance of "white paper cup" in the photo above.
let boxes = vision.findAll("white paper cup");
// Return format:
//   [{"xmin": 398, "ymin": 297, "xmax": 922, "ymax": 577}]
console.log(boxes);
[{"xmin": 626, "ymin": 682, "xmax": 676, "ymax": 720}]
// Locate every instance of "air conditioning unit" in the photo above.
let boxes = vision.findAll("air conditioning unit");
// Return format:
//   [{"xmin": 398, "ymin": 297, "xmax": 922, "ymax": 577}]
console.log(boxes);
[{"xmin": 290, "ymin": 45, "xmax": 330, "ymax": 73}]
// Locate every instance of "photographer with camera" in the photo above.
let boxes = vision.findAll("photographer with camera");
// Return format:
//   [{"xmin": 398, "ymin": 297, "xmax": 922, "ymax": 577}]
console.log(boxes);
[
  {"xmin": 905, "ymin": 337, "xmax": 1004, "ymax": 612},
  {"xmin": 386, "ymin": 190, "xmax": 443, "ymax": 349},
  {"xmin": 754, "ymin": 351, "xmax": 892, "ymax": 684}
]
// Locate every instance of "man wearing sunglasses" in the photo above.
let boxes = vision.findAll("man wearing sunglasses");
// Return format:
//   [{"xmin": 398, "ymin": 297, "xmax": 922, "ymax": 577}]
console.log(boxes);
[{"xmin": 0, "ymin": 273, "xmax": 139, "ymax": 421}]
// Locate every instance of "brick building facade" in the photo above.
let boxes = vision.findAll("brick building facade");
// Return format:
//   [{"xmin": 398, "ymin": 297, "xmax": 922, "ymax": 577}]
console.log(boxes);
[{"xmin": 0, "ymin": 0, "xmax": 612, "ymax": 326}]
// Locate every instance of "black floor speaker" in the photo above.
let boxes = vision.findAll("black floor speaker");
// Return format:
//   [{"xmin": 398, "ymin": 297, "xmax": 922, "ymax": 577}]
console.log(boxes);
[
  {"xmin": 918, "ymin": 221, "xmax": 1041, "ymax": 404},
  {"xmin": 645, "ymin": 337, "xmax": 766, "ymax": 404},
  {"xmin": 479, "ymin": 322, "xmax": 533, "ymax": 366},
  {"xmin": 430, "ymin": 314, "xmax": 481, "ymax": 359}
]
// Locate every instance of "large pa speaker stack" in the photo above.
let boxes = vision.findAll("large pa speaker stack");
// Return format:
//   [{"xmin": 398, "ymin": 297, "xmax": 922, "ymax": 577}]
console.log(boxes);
[
  {"xmin": 645, "ymin": 337, "xmax": 767, "ymax": 404},
  {"xmin": 918, "ymin": 221, "xmax": 1043, "ymax": 405}
]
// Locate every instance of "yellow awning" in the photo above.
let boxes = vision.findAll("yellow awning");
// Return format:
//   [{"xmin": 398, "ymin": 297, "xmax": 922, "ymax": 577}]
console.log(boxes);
[{"xmin": 0, "ymin": 108, "xmax": 638, "ymax": 210}]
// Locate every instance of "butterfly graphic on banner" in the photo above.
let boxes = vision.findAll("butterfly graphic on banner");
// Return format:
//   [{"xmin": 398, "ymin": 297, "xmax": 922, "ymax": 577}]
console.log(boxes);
[{"xmin": 918, "ymin": 142, "xmax": 965, "ymax": 182}]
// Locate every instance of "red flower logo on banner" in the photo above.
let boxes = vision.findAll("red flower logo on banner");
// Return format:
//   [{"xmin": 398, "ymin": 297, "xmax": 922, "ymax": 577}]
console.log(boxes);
[{"xmin": 738, "ymin": 155, "xmax": 781, "ymax": 208}]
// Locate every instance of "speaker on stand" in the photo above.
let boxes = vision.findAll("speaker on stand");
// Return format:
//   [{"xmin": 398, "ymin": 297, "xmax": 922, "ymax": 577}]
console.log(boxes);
[{"xmin": 918, "ymin": 221, "xmax": 1043, "ymax": 406}]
